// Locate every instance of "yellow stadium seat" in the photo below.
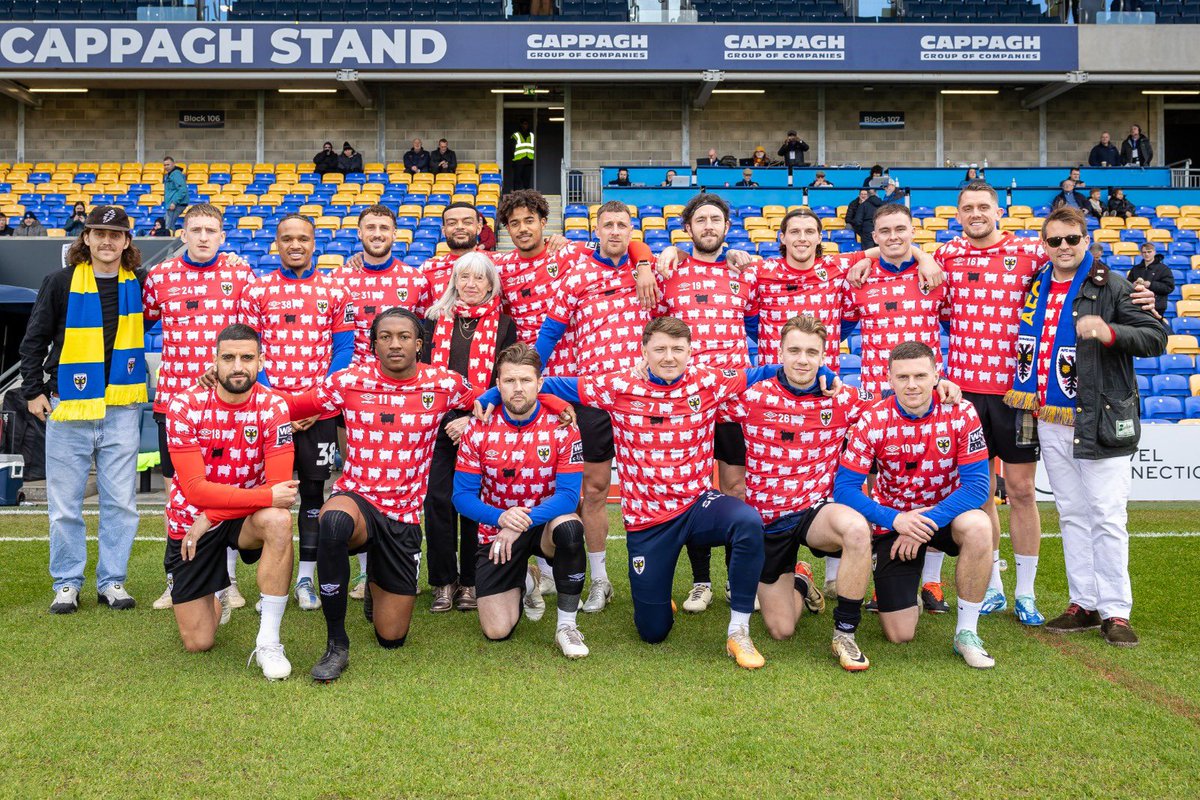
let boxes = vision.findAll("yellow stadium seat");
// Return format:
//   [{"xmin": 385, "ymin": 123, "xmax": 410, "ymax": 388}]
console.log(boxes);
[
  {"xmin": 836, "ymin": 205, "xmax": 849, "ymax": 218},
  {"xmin": 424, "ymin": 205, "xmax": 446, "ymax": 218},
  {"xmin": 314, "ymin": 216, "xmax": 341, "ymax": 229},
  {"xmin": 762, "ymin": 204, "xmax": 786, "ymax": 218},
  {"xmin": 664, "ymin": 204, "xmax": 685, "ymax": 218},
  {"xmin": 1167, "ymin": 335, "xmax": 1200, "ymax": 354},
  {"xmin": 1099, "ymin": 217, "xmax": 1125, "ymax": 229},
  {"xmin": 293, "ymin": 183, "xmax": 315, "ymax": 194},
  {"xmin": 340, "ymin": 217, "xmax": 359, "ymax": 229},
  {"xmin": 1111, "ymin": 241, "xmax": 1139, "ymax": 257},
  {"xmin": 457, "ymin": 163, "xmax": 477, "ymax": 173},
  {"xmin": 254, "ymin": 163, "xmax": 276, "ymax": 174},
  {"xmin": 1181, "ymin": 285, "xmax": 1200, "ymax": 301},
  {"xmin": 935, "ymin": 205, "xmax": 957, "ymax": 218},
  {"xmin": 77, "ymin": 162, "xmax": 98, "ymax": 172},
  {"xmin": 749, "ymin": 230, "xmax": 776, "ymax": 243},
  {"xmin": 742, "ymin": 216, "xmax": 769, "ymax": 230},
  {"xmin": 922, "ymin": 242, "xmax": 941, "ymax": 254},
  {"xmin": 259, "ymin": 193, "xmax": 283, "ymax": 206},
  {"xmin": 231, "ymin": 172, "xmax": 254, "ymax": 185},
  {"xmin": 50, "ymin": 171, "xmax": 73, "ymax": 183},
  {"xmin": 822, "ymin": 217, "xmax": 846, "ymax": 230},
  {"xmin": 1146, "ymin": 228, "xmax": 1173, "ymax": 244},
  {"xmin": 330, "ymin": 195, "xmax": 357, "ymax": 207},
  {"xmin": 237, "ymin": 216, "xmax": 263, "ymax": 230},
  {"xmin": 208, "ymin": 162, "xmax": 230, "ymax": 173},
  {"xmin": 386, "ymin": 162, "xmax": 406, "ymax": 173},
  {"xmin": 923, "ymin": 217, "xmax": 949, "ymax": 231},
  {"xmin": 138, "ymin": 195, "xmax": 161, "ymax": 206},
  {"xmin": 322, "ymin": 174, "xmax": 344, "ymax": 184},
  {"xmin": 999, "ymin": 218, "xmax": 1027, "ymax": 231},
  {"xmin": 234, "ymin": 194, "xmax": 258, "ymax": 205},
  {"xmin": 317, "ymin": 254, "xmax": 344, "ymax": 268},
  {"xmin": 33, "ymin": 161, "xmax": 55, "ymax": 171},
  {"xmin": 1, "ymin": 204, "xmax": 24, "ymax": 216},
  {"xmin": 1007, "ymin": 205, "xmax": 1033, "ymax": 218},
  {"xmin": 451, "ymin": 193, "xmax": 476, "ymax": 205},
  {"xmin": 564, "ymin": 218, "xmax": 589, "ymax": 231},
  {"xmin": 1125, "ymin": 216, "xmax": 1150, "ymax": 230},
  {"xmin": 358, "ymin": 194, "xmax": 381, "ymax": 205},
  {"xmin": 1178, "ymin": 217, "xmax": 1200, "ymax": 232},
  {"xmin": 670, "ymin": 229, "xmax": 691, "ymax": 243},
  {"xmin": 299, "ymin": 204, "xmax": 324, "ymax": 216},
  {"xmin": 1092, "ymin": 229, "xmax": 1120, "ymax": 244},
  {"xmin": 1156, "ymin": 205, "xmax": 1180, "ymax": 219},
  {"xmin": 435, "ymin": 242, "xmax": 451, "ymax": 255},
  {"xmin": 397, "ymin": 204, "xmax": 422, "ymax": 218},
  {"xmin": 360, "ymin": 182, "xmax": 384, "ymax": 195},
  {"xmin": 479, "ymin": 163, "xmax": 500, "ymax": 173},
  {"xmin": 209, "ymin": 195, "xmax": 235, "ymax": 207},
  {"xmin": 363, "ymin": 162, "xmax": 384, "ymax": 173},
  {"xmin": 1191, "ymin": 375, "xmax": 1200, "ymax": 396},
  {"xmin": 630, "ymin": 230, "xmax": 644, "ymax": 242},
  {"xmin": 1181, "ymin": 205, "xmax": 1200, "ymax": 217},
  {"xmin": 393, "ymin": 229, "xmax": 413, "ymax": 244},
  {"xmin": 913, "ymin": 229, "xmax": 936, "ymax": 244},
  {"xmin": 46, "ymin": 228, "xmax": 66, "ymax": 237},
  {"xmin": 1177, "ymin": 299, "xmax": 1200, "ymax": 318}
]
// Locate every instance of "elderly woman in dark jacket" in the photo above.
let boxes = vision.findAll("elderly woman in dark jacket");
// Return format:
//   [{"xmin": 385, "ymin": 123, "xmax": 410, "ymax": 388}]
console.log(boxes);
[{"xmin": 420, "ymin": 252, "xmax": 516, "ymax": 613}]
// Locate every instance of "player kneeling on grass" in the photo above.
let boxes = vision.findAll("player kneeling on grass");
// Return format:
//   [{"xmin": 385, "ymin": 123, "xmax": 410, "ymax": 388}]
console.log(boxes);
[
  {"xmin": 721, "ymin": 315, "xmax": 875, "ymax": 671},
  {"xmin": 453, "ymin": 344, "xmax": 589, "ymax": 658},
  {"xmin": 833, "ymin": 341, "xmax": 996, "ymax": 669},
  {"xmin": 165, "ymin": 324, "xmax": 299, "ymax": 680}
]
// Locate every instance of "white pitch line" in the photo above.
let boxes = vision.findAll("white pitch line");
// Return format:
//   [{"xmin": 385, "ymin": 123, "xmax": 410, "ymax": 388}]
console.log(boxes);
[{"xmin": 2, "ymin": 532, "xmax": 1200, "ymax": 543}]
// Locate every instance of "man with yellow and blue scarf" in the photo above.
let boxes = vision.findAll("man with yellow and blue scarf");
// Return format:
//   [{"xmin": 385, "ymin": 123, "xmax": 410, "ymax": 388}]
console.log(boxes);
[{"xmin": 19, "ymin": 206, "xmax": 147, "ymax": 615}]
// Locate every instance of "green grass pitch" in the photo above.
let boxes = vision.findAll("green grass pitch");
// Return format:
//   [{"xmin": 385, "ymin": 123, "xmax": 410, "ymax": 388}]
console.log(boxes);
[{"xmin": 2, "ymin": 502, "xmax": 1198, "ymax": 798}]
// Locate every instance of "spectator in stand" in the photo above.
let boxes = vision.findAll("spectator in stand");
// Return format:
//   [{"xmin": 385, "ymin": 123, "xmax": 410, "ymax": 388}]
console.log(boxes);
[
  {"xmin": 1120, "ymin": 124, "xmax": 1153, "ymax": 166},
  {"xmin": 63, "ymin": 202, "xmax": 88, "ymax": 237},
  {"xmin": 161, "ymin": 156, "xmax": 188, "ymax": 231},
  {"xmin": 1089, "ymin": 132, "xmax": 1120, "ymax": 167},
  {"xmin": 478, "ymin": 212, "xmax": 496, "ymax": 251},
  {"xmin": 808, "ymin": 170, "xmax": 834, "ymax": 188},
  {"xmin": 958, "ymin": 166, "xmax": 983, "ymax": 188},
  {"xmin": 313, "ymin": 141, "xmax": 339, "ymax": 176},
  {"xmin": 698, "ymin": 148, "xmax": 720, "ymax": 167},
  {"xmin": 777, "ymin": 130, "xmax": 809, "ymax": 167},
  {"xmin": 883, "ymin": 179, "xmax": 906, "ymax": 204},
  {"xmin": 735, "ymin": 169, "xmax": 759, "ymax": 188},
  {"xmin": 431, "ymin": 139, "xmax": 458, "ymax": 175},
  {"xmin": 1051, "ymin": 179, "xmax": 1088, "ymax": 211},
  {"xmin": 404, "ymin": 138, "xmax": 430, "ymax": 175},
  {"xmin": 862, "ymin": 164, "xmax": 885, "ymax": 187},
  {"xmin": 751, "ymin": 146, "xmax": 770, "ymax": 167},
  {"xmin": 608, "ymin": 168, "xmax": 632, "ymax": 187},
  {"xmin": 148, "ymin": 217, "xmax": 172, "ymax": 237},
  {"xmin": 16, "ymin": 211, "xmax": 47, "ymax": 237},
  {"xmin": 1089, "ymin": 242, "xmax": 1107, "ymax": 270},
  {"xmin": 1085, "ymin": 187, "xmax": 1106, "ymax": 220},
  {"xmin": 0, "ymin": 217, "xmax": 13, "ymax": 236},
  {"xmin": 338, "ymin": 142, "xmax": 364, "ymax": 175},
  {"xmin": 1068, "ymin": 167, "xmax": 1086, "ymax": 190},
  {"xmin": 1127, "ymin": 242, "xmax": 1174, "ymax": 315},
  {"xmin": 1105, "ymin": 187, "xmax": 1136, "ymax": 218},
  {"xmin": 846, "ymin": 187, "xmax": 883, "ymax": 245},
  {"xmin": 660, "ymin": 169, "xmax": 678, "ymax": 187}
]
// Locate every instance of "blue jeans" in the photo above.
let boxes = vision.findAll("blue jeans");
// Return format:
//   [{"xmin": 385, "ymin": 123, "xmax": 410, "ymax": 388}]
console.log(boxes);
[{"xmin": 47, "ymin": 402, "xmax": 141, "ymax": 592}]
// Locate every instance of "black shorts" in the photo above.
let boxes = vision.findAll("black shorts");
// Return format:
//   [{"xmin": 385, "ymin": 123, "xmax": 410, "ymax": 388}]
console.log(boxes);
[
  {"xmin": 714, "ymin": 421, "xmax": 746, "ymax": 467},
  {"xmin": 575, "ymin": 405, "xmax": 614, "ymax": 464},
  {"xmin": 164, "ymin": 517, "xmax": 261, "ymax": 604},
  {"xmin": 293, "ymin": 417, "xmax": 339, "ymax": 482},
  {"xmin": 474, "ymin": 524, "xmax": 548, "ymax": 599},
  {"xmin": 335, "ymin": 491, "xmax": 422, "ymax": 596},
  {"xmin": 964, "ymin": 391, "xmax": 1039, "ymax": 464},
  {"xmin": 760, "ymin": 502, "xmax": 840, "ymax": 582},
  {"xmin": 872, "ymin": 526, "xmax": 961, "ymax": 613},
  {"xmin": 154, "ymin": 412, "xmax": 174, "ymax": 479},
  {"xmin": 334, "ymin": 413, "xmax": 345, "ymax": 430}
]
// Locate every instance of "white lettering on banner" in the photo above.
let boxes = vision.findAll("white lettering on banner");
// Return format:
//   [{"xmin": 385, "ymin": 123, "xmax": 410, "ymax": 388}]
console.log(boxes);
[
  {"xmin": 722, "ymin": 33, "xmax": 846, "ymax": 61},
  {"xmin": 0, "ymin": 28, "xmax": 35, "ymax": 64},
  {"xmin": 919, "ymin": 34, "xmax": 1041, "ymax": 61},
  {"xmin": 1034, "ymin": 425, "xmax": 1200, "ymax": 502},
  {"xmin": 525, "ymin": 32, "xmax": 649, "ymax": 60},
  {"xmin": 76, "ymin": 28, "xmax": 108, "ymax": 60},
  {"xmin": 271, "ymin": 28, "xmax": 441, "ymax": 65},
  {"xmin": 181, "ymin": 29, "xmax": 216, "ymax": 63}
]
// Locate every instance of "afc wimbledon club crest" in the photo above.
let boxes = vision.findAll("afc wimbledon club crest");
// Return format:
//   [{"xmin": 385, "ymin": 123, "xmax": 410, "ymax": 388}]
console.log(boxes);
[
  {"xmin": 546, "ymin": 262, "xmax": 559, "ymax": 278},
  {"xmin": 729, "ymin": 280, "xmax": 740, "ymax": 296},
  {"xmin": 632, "ymin": 555, "xmax": 646, "ymax": 575},
  {"xmin": 127, "ymin": 357, "xmax": 136, "ymax": 374},
  {"xmin": 936, "ymin": 436, "xmax": 952, "ymax": 455},
  {"xmin": 73, "ymin": 373, "xmax": 87, "ymax": 391},
  {"xmin": 814, "ymin": 264, "xmax": 828, "ymax": 281},
  {"xmin": 537, "ymin": 445, "xmax": 552, "ymax": 463},
  {"xmin": 421, "ymin": 392, "xmax": 435, "ymax": 410},
  {"xmin": 243, "ymin": 424, "xmax": 259, "ymax": 444},
  {"xmin": 687, "ymin": 395, "xmax": 702, "ymax": 413},
  {"xmin": 397, "ymin": 288, "xmax": 409, "ymax": 303},
  {"xmin": 1015, "ymin": 335, "xmax": 1036, "ymax": 384},
  {"xmin": 1003, "ymin": 256, "xmax": 1017, "ymax": 272},
  {"xmin": 1056, "ymin": 346, "xmax": 1078, "ymax": 398},
  {"xmin": 221, "ymin": 281, "xmax": 234, "ymax": 296},
  {"xmin": 316, "ymin": 299, "xmax": 329, "ymax": 314},
  {"xmin": 820, "ymin": 408, "xmax": 833, "ymax": 426}
]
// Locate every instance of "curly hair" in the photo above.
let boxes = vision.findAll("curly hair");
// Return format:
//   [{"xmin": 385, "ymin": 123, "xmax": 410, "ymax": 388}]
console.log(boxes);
[
  {"xmin": 66, "ymin": 230, "xmax": 142, "ymax": 271},
  {"xmin": 497, "ymin": 190, "xmax": 549, "ymax": 226}
]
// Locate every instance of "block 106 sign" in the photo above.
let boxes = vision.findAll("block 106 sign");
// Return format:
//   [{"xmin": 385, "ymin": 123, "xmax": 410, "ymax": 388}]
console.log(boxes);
[{"xmin": 179, "ymin": 110, "xmax": 225, "ymax": 129}]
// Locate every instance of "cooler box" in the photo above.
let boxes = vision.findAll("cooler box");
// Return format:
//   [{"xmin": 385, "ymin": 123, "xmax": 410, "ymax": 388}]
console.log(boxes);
[{"xmin": 0, "ymin": 455, "xmax": 24, "ymax": 506}]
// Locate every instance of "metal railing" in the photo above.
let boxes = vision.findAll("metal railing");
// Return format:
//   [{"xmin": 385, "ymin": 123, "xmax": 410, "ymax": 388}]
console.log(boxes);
[
  {"xmin": 1169, "ymin": 159, "xmax": 1198, "ymax": 188},
  {"xmin": 565, "ymin": 167, "xmax": 603, "ymax": 206}
]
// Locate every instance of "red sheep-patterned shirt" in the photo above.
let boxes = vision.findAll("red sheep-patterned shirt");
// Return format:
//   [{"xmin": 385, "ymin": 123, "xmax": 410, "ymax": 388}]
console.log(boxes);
[
  {"xmin": 755, "ymin": 254, "xmax": 853, "ymax": 369},
  {"xmin": 142, "ymin": 252, "xmax": 256, "ymax": 414},
  {"xmin": 840, "ymin": 397, "xmax": 989, "ymax": 536},
  {"xmin": 493, "ymin": 243, "xmax": 591, "ymax": 376},
  {"xmin": 456, "ymin": 406, "xmax": 584, "ymax": 545},
  {"xmin": 341, "ymin": 258, "xmax": 432, "ymax": 363},
  {"xmin": 657, "ymin": 257, "xmax": 759, "ymax": 369},
  {"xmin": 935, "ymin": 233, "xmax": 1044, "ymax": 395}
]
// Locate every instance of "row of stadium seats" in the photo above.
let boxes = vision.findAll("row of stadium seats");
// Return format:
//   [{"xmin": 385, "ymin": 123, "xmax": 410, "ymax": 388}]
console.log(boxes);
[
  {"xmin": 2, "ymin": 0, "xmax": 138, "ymax": 20},
  {"xmin": 696, "ymin": 0, "xmax": 848, "ymax": 21},
  {"xmin": 901, "ymin": 0, "xmax": 1055, "ymax": 23}
]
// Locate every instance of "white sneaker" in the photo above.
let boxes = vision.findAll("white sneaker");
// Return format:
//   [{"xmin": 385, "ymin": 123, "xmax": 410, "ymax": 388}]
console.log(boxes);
[
  {"xmin": 581, "ymin": 578, "xmax": 613, "ymax": 613},
  {"xmin": 152, "ymin": 582, "xmax": 174, "ymax": 610},
  {"xmin": 682, "ymin": 583, "xmax": 714, "ymax": 613},
  {"xmin": 225, "ymin": 580, "xmax": 247, "ymax": 609},
  {"xmin": 523, "ymin": 571, "xmax": 546, "ymax": 621},
  {"xmin": 98, "ymin": 583, "xmax": 136, "ymax": 610},
  {"xmin": 249, "ymin": 643, "xmax": 292, "ymax": 681},
  {"xmin": 724, "ymin": 582, "xmax": 761, "ymax": 612},
  {"xmin": 953, "ymin": 630, "xmax": 996, "ymax": 670},
  {"xmin": 294, "ymin": 577, "xmax": 321, "ymax": 611},
  {"xmin": 538, "ymin": 571, "xmax": 557, "ymax": 597},
  {"xmin": 218, "ymin": 590, "xmax": 232, "ymax": 626},
  {"xmin": 49, "ymin": 585, "xmax": 79, "ymax": 614},
  {"xmin": 555, "ymin": 624, "xmax": 589, "ymax": 659},
  {"xmin": 349, "ymin": 572, "xmax": 367, "ymax": 601}
]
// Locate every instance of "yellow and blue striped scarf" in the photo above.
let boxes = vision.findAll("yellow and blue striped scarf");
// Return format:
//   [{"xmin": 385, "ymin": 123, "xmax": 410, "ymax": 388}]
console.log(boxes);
[{"xmin": 51, "ymin": 263, "xmax": 147, "ymax": 421}]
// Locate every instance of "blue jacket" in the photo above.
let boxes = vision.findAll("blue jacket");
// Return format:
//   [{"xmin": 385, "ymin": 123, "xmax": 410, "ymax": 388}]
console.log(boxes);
[{"xmin": 163, "ymin": 167, "xmax": 188, "ymax": 208}]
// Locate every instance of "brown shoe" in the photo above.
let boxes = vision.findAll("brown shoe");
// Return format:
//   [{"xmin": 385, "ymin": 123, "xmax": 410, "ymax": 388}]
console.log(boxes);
[
  {"xmin": 1045, "ymin": 603, "xmax": 1102, "ymax": 633},
  {"xmin": 431, "ymin": 583, "xmax": 457, "ymax": 613},
  {"xmin": 1101, "ymin": 617, "xmax": 1140, "ymax": 648},
  {"xmin": 454, "ymin": 585, "xmax": 477, "ymax": 611}
]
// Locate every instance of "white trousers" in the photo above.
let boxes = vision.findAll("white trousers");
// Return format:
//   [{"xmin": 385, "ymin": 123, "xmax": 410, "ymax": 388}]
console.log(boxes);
[{"xmin": 1038, "ymin": 421, "xmax": 1133, "ymax": 619}]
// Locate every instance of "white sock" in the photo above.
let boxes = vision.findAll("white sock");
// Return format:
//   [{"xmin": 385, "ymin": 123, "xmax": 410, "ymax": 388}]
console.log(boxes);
[
  {"xmin": 988, "ymin": 549, "xmax": 1004, "ymax": 593},
  {"xmin": 694, "ymin": 581, "xmax": 712, "ymax": 588},
  {"xmin": 226, "ymin": 548, "xmax": 238, "ymax": 580},
  {"xmin": 357, "ymin": 552, "xmax": 368, "ymax": 574},
  {"xmin": 1015, "ymin": 554, "xmax": 1039, "ymax": 598},
  {"xmin": 956, "ymin": 598, "xmax": 982, "ymax": 636},
  {"xmin": 587, "ymin": 550, "xmax": 608, "ymax": 583},
  {"xmin": 557, "ymin": 608, "xmax": 577, "ymax": 627},
  {"xmin": 256, "ymin": 593, "xmax": 287, "ymax": 648},
  {"xmin": 728, "ymin": 610, "xmax": 751, "ymax": 635},
  {"xmin": 298, "ymin": 560, "xmax": 316, "ymax": 582},
  {"xmin": 921, "ymin": 550, "xmax": 945, "ymax": 585},
  {"xmin": 537, "ymin": 557, "xmax": 554, "ymax": 582},
  {"xmin": 825, "ymin": 556, "xmax": 840, "ymax": 582}
]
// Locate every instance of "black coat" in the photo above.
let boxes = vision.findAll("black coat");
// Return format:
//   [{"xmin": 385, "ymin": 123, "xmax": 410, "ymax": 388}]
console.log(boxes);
[
  {"xmin": 1088, "ymin": 142, "xmax": 1120, "ymax": 167},
  {"xmin": 404, "ymin": 149, "xmax": 431, "ymax": 174},
  {"xmin": 1126, "ymin": 254, "xmax": 1175, "ymax": 313},
  {"xmin": 846, "ymin": 195, "xmax": 882, "ymax": 237},
  {"xmin": 419, "ymin": 313, "xmax": 516, "ymax": 388},
  {"xmin": 313, "ymin": 150, "xmax": 340, "ymax": 175},
  {"xmin": 338, "ymin": 151, "xmax": 364, "ymax": 175},
  {"xmin": 1051, "ymin": 190, "xmax": 1089, "ymax": 210},
  {"xmin": 1106, "ymin": 195, "xmax": 1136, "ymax": 218},
  {"xmin": 1120, "ymin": 135, "xmax": 1153, "ymax": 166},
  {"xmin": 430, "ymin": 148, "xmax": 457, "ymax": 175},
  {"xmin": 776, "ymin": 139, "xmax": 809, "ymax": 167}
]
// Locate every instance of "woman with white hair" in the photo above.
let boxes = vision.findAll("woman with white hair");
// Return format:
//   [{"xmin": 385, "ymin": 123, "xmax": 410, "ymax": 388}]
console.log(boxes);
[{"xmin": 421, "ymin": 251, "xmax": 517, "ymax": 613}]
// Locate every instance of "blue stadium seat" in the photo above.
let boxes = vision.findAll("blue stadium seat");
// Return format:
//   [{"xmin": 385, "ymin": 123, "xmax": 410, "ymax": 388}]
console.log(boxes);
[
  {"xmin": 1136, "ymin": 374, "xmax": 1150, "ymax": 394},
  {"xmin": 1133, "ymin": 356, "xmax": 1160, "ymax": 374},
  {"xmin": 1143, "ymin": 395, "xmax": 1184, "ymax": 421},
  {"xmin": 1151, "ymin": 374, "xmax": 1190, "ymax": 397},
  {"xmin": 1174, "ymin": 317, "xmax": 1200, "ymax": 336},
  {"xmin": 841, "ymin": 373, "xmax": 861, "ymax": 388},
  {"xmin": 1159, "ymin": 353, "xmax": 1195, "ymax": 374},
  {"xmin": 840, "ymin": 353, "xmax": 862, "ymax": 373},
  {"xmin": 1186, "ymin": 396, "xmax": 1200, "ymax": 419}
]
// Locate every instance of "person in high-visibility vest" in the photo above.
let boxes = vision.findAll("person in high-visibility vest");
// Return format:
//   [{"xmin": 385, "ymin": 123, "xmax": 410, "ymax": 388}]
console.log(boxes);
[{"xmin": 510, "ymin": 119, "xmax": 535, "ymax": 191}]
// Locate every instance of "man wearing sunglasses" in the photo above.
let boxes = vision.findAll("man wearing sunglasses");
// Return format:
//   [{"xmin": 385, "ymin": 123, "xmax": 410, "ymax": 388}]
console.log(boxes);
[{"xmin": 1004, "ymin": 206, "xmax": 1166, "ymax": 648}]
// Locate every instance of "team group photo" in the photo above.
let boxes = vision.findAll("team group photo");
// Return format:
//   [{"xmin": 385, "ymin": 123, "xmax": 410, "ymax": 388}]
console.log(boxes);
[{"xmin": 2, "ymin": 8, "xmax": 1199, "ymax": 798}]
